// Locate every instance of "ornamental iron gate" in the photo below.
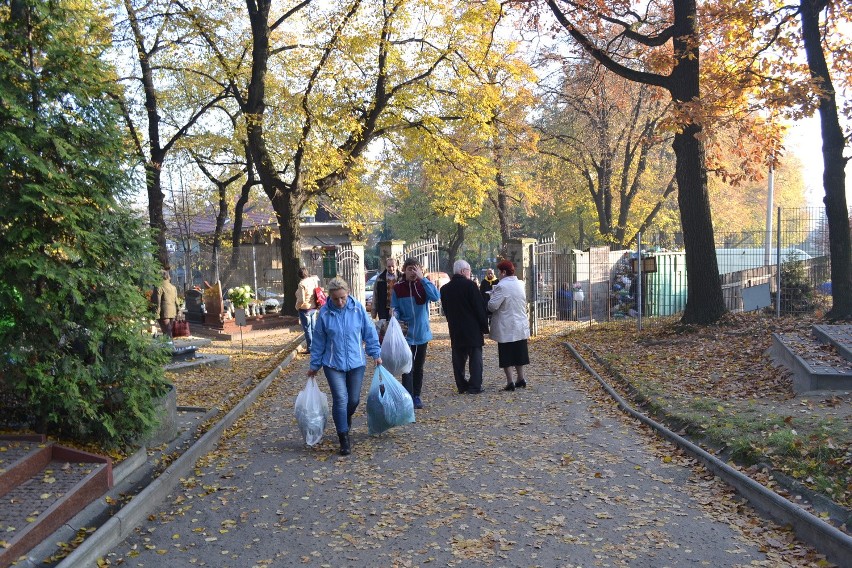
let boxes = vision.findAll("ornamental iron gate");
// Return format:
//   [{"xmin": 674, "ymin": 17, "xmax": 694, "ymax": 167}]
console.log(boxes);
[
  {"xmin": 336, "ymin": 243, "xmax": 364, "ymax": 304},
  {"xmin": 403, "ymin": 237, "xmax": 441, "ymax": 315},
  {"xmin": 530, "ymin": 235, "xmax": 555, "ymax": 335}
]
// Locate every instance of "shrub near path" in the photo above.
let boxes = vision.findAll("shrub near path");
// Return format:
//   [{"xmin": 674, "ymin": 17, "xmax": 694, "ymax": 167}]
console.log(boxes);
[{"xmin": 565, "ymin": 313, "xmax": 852, "ymax": 520}]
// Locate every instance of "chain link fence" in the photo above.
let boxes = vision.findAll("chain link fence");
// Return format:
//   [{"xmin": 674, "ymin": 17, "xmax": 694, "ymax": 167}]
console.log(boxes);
[{"xmin": 534, "ymin": 206, "xmax": 846, "ymax": 334}]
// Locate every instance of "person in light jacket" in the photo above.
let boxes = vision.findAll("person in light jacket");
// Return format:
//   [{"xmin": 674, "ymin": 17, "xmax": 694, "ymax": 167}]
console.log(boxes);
[
  {"xmin": 487, "ymin": 260, "xmax": 531, "ymax": 391},
  {"xmin": 308, "ymin": 277, "xmax": 382, "ymax": 456},
  {"xmin": 295, "ymin": 267, "xmax": 320, "ymax": 353},
  {"xmin": 391, "ymin": 257, "xmax": 441, "ymax": 409}
]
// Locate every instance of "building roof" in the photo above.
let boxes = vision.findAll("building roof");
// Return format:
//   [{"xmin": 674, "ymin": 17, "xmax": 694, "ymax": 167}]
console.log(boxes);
[{"xmin": 166, "ymin": 202, "xmax": 342, "ymax": 237}]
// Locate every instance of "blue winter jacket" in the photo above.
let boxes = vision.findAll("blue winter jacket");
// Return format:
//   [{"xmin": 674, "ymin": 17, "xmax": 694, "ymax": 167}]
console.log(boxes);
[
  {"xmin": 310, "ymin": 295, "xmax": 381, "ymax": 372},
  {"xmin": 391, "ymin": 277, "xmax": 440, "ymax": 345}
]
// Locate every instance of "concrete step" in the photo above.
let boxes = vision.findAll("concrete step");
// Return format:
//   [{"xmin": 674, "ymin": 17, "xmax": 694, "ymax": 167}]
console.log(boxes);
[
  {"xmin": 769, "ymin": 332, "xmax": 852, "ymax": 394},
  {"xmin": 812, "ymin": 324, "xmax": 852, "ymax": 364},
  {"xmin": 0, "ymin": 436, "xmax": 112, "ymax": 568}
]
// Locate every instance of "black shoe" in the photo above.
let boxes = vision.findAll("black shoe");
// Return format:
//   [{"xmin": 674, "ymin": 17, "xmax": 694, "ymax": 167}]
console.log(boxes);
[
  {"xmin": 502, "ymin": 383, "xmax": 515, "ymax": 392},
  {"xmin": 466, "ymin": 389, "xmax": 483, "ymax": 395},
  {"xmin": 514, "ymin": 379, "xmax": 527, "ymax": 389},
  {"xmin": 458, "ymin": 389, "xmax": 467, "ymax": 394},
  {"xmin": 338, "ymin": 432, "xmax": 351, "ymax": 456}
]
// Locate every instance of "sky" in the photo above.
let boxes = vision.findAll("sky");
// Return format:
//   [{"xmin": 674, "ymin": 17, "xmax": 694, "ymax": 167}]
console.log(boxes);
[{"xmin": 786, "ymin": 115, "xmax": 852, "ymax": 209}]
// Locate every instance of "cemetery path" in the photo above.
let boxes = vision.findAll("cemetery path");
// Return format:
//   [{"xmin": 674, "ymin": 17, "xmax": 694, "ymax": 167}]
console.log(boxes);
[{"xmin": 96, "ymin": 322, "xmax": 830, "ymax": 567}]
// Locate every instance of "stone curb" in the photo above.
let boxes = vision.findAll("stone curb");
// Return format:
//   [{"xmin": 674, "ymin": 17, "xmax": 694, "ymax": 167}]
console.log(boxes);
[
  {"xmin": 51, "ymin": 345, "xmax": 300, "ymax": 568},
  {"xmin": 565, "ymin": 342, "xmax": 852, "ymax": 568}
]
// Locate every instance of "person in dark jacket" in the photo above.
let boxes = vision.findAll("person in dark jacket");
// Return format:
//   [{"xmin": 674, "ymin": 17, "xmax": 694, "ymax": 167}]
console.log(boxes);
[
  {"xmin": 371, "ymin": 257, "xmax": 403, "ymax": 322},
  {"xmin": 479, "ymin": 267, "xmax": 499, "ymax": 303},
  {"xmin": 440, "ymin": 259, "xmax": 489, "ymax": 394}
]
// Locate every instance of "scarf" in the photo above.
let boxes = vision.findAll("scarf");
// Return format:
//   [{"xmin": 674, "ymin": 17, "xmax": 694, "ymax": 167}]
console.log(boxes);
[{"xmin": 393, "ymin": 278, "xmax": 428, "ymax": 305}]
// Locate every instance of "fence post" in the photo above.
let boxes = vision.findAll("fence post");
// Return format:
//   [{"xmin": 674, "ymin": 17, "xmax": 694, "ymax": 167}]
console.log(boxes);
[
  {"xmin": 776, "ymin": 206, "xmax": 782, "ymax": 317},
  {"xmin": 637, "ymin": 232, "xmax": 643, "ymax": 331},
  {"xmin": 252, "ymin": 243, "xmax": 258, "ymax": 296},
  {"xmin": 529, "ymin": 243, "xmax": 538, "ymax": 337}
]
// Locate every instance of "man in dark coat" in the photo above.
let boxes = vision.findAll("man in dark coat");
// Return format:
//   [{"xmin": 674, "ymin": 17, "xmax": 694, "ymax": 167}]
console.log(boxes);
[
  {"xmin": 372, "ymin": 257, "xmax": 403, "ymax": 322},
  {"xmin": 440, "ymin": 259, "xmax": 489, "ymax": 394},
  {"xmin": 479, "ymin": 267, "xmax": 499, "ymax": 303}
]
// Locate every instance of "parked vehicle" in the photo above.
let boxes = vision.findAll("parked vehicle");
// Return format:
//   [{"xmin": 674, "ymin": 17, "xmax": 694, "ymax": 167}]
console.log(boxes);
[{"xmin": 364, "ymin": 273, "xmax": 378, "ymax": 313}]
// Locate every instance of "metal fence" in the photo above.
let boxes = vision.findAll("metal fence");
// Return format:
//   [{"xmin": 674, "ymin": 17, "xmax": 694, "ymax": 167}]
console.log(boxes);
[
  {"xmin": 169, "ymin": 243, "xmax": 285, "ymax": 299},
  {"xmin": 533, "ymin": 206, "xmax": 846, "ymax": 334}
]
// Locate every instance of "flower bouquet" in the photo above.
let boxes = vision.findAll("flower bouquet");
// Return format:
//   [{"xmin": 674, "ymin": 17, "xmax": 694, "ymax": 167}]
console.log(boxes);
[{"xmin": 227, "ymin": 285, "xmax": 255, "ymax": 309}]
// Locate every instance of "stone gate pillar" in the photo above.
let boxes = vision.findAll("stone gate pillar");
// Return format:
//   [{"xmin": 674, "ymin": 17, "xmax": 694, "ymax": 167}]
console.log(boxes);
[
  {"xmin": 503, "ymin": 238, "xmax": 537, "ymax": 284},
  {"xmin": 378, "ymin": 240, "xmax": 406, "ymax": 267}
]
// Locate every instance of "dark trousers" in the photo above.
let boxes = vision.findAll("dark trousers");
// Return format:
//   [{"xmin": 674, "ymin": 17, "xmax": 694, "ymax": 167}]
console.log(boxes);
[
  {"xmin": 451, "ymin": 344, "xmax": 483, "ymax": 393},
  {"xmin": 401, "ymin": 342, "xmax": 428, "ymax": 397}
]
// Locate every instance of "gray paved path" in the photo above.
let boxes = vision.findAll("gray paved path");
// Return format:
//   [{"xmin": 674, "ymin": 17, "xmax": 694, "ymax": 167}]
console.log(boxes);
[{"xmin": 104, "ymin": 323, "xmax": 817, "ymax": 567}]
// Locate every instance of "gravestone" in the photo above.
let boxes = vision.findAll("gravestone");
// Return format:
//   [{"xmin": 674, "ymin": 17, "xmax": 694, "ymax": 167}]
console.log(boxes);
[
  {"xmin": 185, "ymin": 289, "xmax": 204, "ymax": 324},
  {"xmin": 203, "ymin": 281, "xmax": 224, "ymax": 326}
]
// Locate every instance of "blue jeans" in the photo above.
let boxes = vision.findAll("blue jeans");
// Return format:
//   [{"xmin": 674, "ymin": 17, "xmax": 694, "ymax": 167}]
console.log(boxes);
[
  {"xmin": 323, "ymin": 365, "xmax": 366, "ymax": 434},
  {"xmin": 298, "ymin": 309, "xmax": 316, "ymax": 349}
]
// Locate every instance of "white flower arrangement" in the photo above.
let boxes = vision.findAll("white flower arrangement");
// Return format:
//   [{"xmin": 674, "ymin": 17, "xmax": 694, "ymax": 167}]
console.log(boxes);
[{"xmin": 227, "ymin": 285, "xmax": 254, "ymax": 309}]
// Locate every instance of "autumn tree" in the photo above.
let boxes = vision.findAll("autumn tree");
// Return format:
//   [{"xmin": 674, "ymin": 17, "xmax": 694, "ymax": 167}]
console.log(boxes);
[
  {"xmin": 528, "ymin": 0, "xmax": 728, "ymax": 324},
  {"xmin": 111, "ymin": 0, "xmax": 228, "ymax": 268},
  {"xmin": 179, "ymin": 0, "xmax": 506, "ymax": 314},
  {"xmin": 715, "ymin": 0, "xmax": 852, "ymax": 319},
  {"xmin": 536, "ymin": 57, "xmax": 678, "ymax": 247}
]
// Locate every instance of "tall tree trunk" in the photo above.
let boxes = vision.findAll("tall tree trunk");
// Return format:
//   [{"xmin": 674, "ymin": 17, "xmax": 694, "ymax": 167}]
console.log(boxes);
[
  {"xmin": 446, "ymin": 223, "xmax": 465, "ymax": 270},
  {"xmin": 800, "ymin": 0, "xmax": 852, "ymax": 320},
  {"xmin": 242, "ymin": 0, "xmax": 304, "ymax": 316},
  {"xmin": 270, "ymin": 190, "xmax": 302, "ymax": 317},
  {"xmin": 668, "ymin": 0, "xmax": 726, "ymax": 324},
  {"xmin": 145, "ymin": 159, "xmax": 169, "ymax": 268},
  {"xmin": 672, "ymin": 126, "xmax": 726, "ymax": 323}
]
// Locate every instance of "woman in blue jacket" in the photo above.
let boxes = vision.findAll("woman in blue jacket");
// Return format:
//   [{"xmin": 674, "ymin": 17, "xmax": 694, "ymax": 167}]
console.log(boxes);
[
  {"xmin": 391, "ymin": 258, "xmax": 440, "ymax": 409},
  {"xmin": 308, "ymin": 277, "xmax": 382, "ymax": 456}
]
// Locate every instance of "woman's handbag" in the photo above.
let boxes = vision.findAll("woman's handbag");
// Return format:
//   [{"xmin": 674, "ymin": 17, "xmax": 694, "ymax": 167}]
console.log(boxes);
[
  {"xmin": 379, "ymin": 316, "xmax": 412, "ymax": 376},
  {"xmin": 294, "ymin": 377, "xmax": 329, "ymax": 446},
  {"xmin": 172, "ymin": 319, "xmax": 190, "ymax": 337},
  {"xmin": 366, "ymin": 366, "xmax": 415, "ymax": 435}
]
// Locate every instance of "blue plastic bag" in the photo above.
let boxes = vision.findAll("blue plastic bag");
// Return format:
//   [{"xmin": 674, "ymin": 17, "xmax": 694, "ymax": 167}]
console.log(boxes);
[{"xmin": 366, "ymin": 365, "xmax": 415, "ymax": 435}]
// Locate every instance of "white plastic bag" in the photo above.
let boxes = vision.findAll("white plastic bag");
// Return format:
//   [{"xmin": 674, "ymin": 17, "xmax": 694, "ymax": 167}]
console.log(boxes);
[
  {"xmin": 294, "ymin": 377, "xmax": 329, "ymax": 446},
  {"xmin": 366, "ymin": 365, "xmax": 415, "ymax": 435},
  {"xmin": 380, "ymin": 316, "xmax": 412, "ymax": 376}
]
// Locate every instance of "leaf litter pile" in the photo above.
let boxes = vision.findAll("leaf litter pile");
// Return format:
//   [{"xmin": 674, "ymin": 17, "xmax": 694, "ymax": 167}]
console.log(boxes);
[
  {"xmin": 102, "ymin": 321, "xmax": 837, "ymax": 567},
  {"xmin": 169, "ymin": 330, "xmax": 302, "ymax": 411},
  {"xmin": 566, "ymin": 313, "xmax": 852, "ymax": 515}
]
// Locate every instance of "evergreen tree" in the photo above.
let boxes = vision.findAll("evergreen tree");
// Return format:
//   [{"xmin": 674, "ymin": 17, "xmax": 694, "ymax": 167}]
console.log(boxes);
[{"xmin": 0, "ymin": 0, "xmax": 169, "ymax": 447}]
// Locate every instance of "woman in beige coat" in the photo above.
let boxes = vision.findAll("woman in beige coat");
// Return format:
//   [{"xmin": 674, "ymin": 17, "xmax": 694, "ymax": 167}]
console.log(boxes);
[
  {"xmin": 487, "ymin": 260, "xmax": 530, "ymax": 391},
  {"xmin": 295, "ymin": 267, "xmax": 320, "ymax": 353}
]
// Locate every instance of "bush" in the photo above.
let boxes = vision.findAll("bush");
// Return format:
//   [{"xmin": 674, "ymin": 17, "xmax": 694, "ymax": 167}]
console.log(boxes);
[
  {"xmin": 0, "ymin": 0, "xmax": 169, "ymax": 448},
  {"xmin": 779, "ymin": 255, "xmax": 815, "ymax": 314}
]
